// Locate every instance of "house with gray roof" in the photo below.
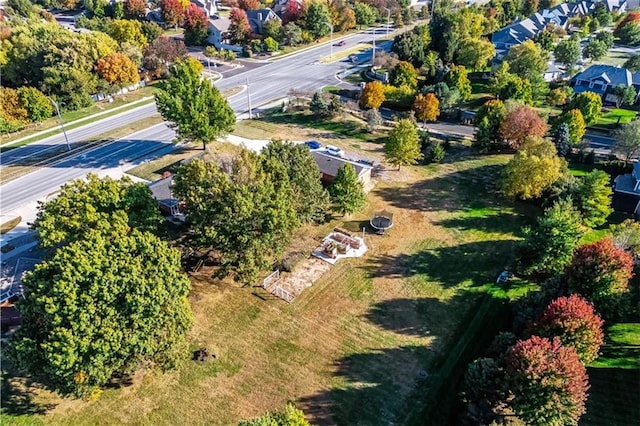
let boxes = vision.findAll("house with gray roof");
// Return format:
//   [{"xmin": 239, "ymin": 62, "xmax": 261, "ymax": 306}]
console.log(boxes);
[
  {"xmin": 613, "ymin": 162, "xmax": 640, "ymax": 217},
  {"xmin": 148, "ymin": 173, "xmax": 181, "ymax": 216},
  {"xmin": 246, "ymin": 8, "xmax": 280, "ymax": 35},
  {"xmin": 310, "ymin": 151, "xmax": 372, "ymax": 186},
  {"xmin": 570, "ymin": 64, "xmax": 640, "ymax": 103}
]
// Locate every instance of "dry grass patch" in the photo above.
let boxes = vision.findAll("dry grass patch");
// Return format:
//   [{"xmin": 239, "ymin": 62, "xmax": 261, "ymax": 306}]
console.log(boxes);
[{"xmin": 2, "ymin": 136, "xmax": 532, "ymax": 426}]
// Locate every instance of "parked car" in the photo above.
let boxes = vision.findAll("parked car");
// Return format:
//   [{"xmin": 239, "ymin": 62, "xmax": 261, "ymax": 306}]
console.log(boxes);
[
  {"xmin": 325, "ymin": 145, "xmax": 345, "ymax": 157},
  {"xmin": 304, "ymin": 140, "xmax": 322, "ymax": 150}
]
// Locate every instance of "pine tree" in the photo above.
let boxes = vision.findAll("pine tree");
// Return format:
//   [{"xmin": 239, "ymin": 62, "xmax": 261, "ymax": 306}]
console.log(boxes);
[
  {"xmin": 553, "ymin": 123, "xmax": 571, "ymax": 157},
  {"xmin": 309, "ymin": 91, "xmax": 328, "ymax": 117},
  {"xmin": 329, "ymin": 164, "xmax": 366, "ymax": 215}
]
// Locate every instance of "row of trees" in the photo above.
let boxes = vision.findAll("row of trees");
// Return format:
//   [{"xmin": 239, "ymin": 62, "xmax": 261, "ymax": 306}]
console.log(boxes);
[{"xmin": 463, "ymin": 190, "xmax": 637, "ymax": 424}]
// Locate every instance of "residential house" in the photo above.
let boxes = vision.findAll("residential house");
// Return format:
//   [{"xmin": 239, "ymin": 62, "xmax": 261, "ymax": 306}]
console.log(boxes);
[
  {"xmin": 272, "ymin": 0, "xmax": 304, "ymax": 17},
  {"xmin": 544, "ymin": 61, "xmax": 564, "ymax": 82},
  {"xmin": 570, "ymin": 64, "xmax": 640, "ymax": 104},
  {"xmin": 613, "ymin": 161, "xmax": 640, "ymax": 217},
  {"xmin": 192, "ymin": 0, "xmax": 217, "ymax": 17},
  {"xmin": 246, "ymin": 8, "xmax": 280, "ymax": 35},
  {"xmin": 207, "ymin": 16, "xmax": 242, "ymax": 51},
  {"xmin": 602, "ymin": 0, "xmax": 627, "ymax": 12},
  {"xmin": 311, "ymin": 151, "xmax": 372, "ymax": 186}
]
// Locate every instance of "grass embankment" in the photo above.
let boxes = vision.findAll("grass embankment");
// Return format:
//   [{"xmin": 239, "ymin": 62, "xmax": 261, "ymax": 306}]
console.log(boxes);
[
  {"xmin": 0, "ymin": 86, "xmax": 159, "ymax": 147},
  {"xmin": 1, "ymin": 114, "xmax": 535, "ymax": 425},
  {"xmin": 583, "ymin": 323, "xmax": 640, "ymax": 425}
]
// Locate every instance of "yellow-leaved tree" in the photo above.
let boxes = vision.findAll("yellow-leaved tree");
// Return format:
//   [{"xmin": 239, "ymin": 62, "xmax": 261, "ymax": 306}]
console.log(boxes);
[{"xmin": 360, "ymin": 81, "xmax": 385, "ymax": 109}]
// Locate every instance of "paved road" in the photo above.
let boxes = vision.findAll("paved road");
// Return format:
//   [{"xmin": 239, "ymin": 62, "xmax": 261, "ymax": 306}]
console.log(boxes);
[
  {"xmin": 1, "ymin": 124, "xmax": 176, "ymax": 214},
  {"xmin": 0, "ymin": 27, "xmax": 393, "ymax": 214}
]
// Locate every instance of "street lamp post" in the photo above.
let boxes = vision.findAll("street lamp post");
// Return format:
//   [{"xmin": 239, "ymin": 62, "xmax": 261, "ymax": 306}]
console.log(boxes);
[
  {"xmin": 384, "ymin": 7, "xmax": 391, "ymax": 37},
  {"xmin": 48, "ymin": 97, "xmax": 71, "ymax": 151},
  {"xmin": 246, "ymin": 77, "xmax": 252, "ymax": 119}
]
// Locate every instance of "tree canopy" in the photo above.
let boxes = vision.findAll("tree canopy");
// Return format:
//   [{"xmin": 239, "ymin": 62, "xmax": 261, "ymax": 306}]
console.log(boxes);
[
  {"xmin": 328, "ymin": 164, "xmax": 367, "ymax": 215},
  {"xmin": 173, "ymin": 154, "xmax": 299, "ymax": 283},
  {"xmin": 505, "ymin": 40, "xmax": 549, "ymax": 78},
  {"xmin": 505, "ymin": 336, "xmax": 588, "ymax": 426},
  {"xmin": 558, "ymin": 109, "xmax": 586, "ymax": 145},
  {"xmin": 155, "ymin": 58, "xmax": 235, "ymax": 149},
  {"xmin": 9, "ymin": 228, "xmax": 193, "ymax": 397},
  {"xmin": 499, "ymin": 106, "xmax": 548, "ymax": 150},
  {"xmin": 567, "ymin": 92, "xmax": 602, "ymax": 124},
  {"xmin": 566, "ymin": 238, "xmax": 634, "ymax": 321},
  {"xmin": 500, "ymin": 137, "xmax": 565, "ymax": 200},
  {"xmin": 554, "ymin": 37, "xmax": 581, "ymax": 68},
  {"xmin": 389, "ymin": 61, "xmax": 418, "ymax": 90},
  {"xmin": 385, "ymin": 118, "xmax": 423, "ymax": 168},
  {"xmin": 260, "ymin": 140, "xmax": 330, "ymax": 223},
  {"xmin": 517, "ymin": 198, "xmax": 583, "ymax": 278},
  {"xmin": 413, "ymin": 93, "xmax": 440, "ymax": 122},
  {"xmin": 613, "ymin": 118, "xmax": 640, "ymax": 161},
  {"xmin": 568, "ymin": 170, "xmax": 613, "ymax": 228},
  {"xmin": 532, "ymin": 294, "xmax": 604, "ymax": 364},
  {"xmin": 32, "ymin": 174, "xmax": 162, "ymax": 249},
  {"xmin": 360, "ymin": 81, "xmax": 385, "ymax": 109}
]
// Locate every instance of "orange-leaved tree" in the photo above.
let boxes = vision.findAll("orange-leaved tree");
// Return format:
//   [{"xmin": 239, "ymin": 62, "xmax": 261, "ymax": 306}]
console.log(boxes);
[
  {"xmin": 360, "ymin": 81, "xmax": 385, "ymax": 109},
  {"xmin": 96, "ymin": 53, "xmax": 140, "ymax": 88},
  {"xmin": 413, "ymin": 93, "xmax": 440, "ymax": 122},
  {"xmin": 499, "ymin": 105, "xmax": 547, "ymax": 150}
]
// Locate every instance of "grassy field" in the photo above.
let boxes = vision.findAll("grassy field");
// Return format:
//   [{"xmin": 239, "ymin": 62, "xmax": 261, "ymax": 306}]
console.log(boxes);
[
  {"xmin": 584, "ymin": 323, "xmax": 640, "ymax": 425},
  {"xmin": 595, "ymin": 108, "xmax": 638, "ymax": 129},
  {"xmin": 1, "ymin": 114, "xmax": 538, "ymax": 425}
]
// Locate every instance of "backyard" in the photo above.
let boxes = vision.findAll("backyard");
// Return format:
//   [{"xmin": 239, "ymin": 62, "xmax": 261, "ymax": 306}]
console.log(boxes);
[{"xmin": 1, "ymin": 112, "xmax": 538, "ymax": 425}]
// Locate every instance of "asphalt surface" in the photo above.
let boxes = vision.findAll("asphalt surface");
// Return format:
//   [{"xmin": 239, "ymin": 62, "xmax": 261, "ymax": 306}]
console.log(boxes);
[{"xmin": 0, "ymin": 27, "xmax": 392, "ymax": 215}]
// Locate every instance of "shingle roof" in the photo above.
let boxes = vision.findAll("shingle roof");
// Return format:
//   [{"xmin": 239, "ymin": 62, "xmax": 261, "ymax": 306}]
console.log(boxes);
[
  {"xmin": 571, "ymin": 64, "xmax": 633, "ymax": 87},
  {"xmin": 310, "ymin": 151, "xmax": 370, "ymax": 179}
]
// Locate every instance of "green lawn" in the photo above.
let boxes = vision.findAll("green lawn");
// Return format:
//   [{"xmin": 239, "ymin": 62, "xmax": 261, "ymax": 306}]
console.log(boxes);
[
  {"xmin": 595, "ymin": 50, "xmax": 632, "ymax": 67},
  {"xmin": 0, "ymin": 127, "xmax": 535, "ymax": 425},
  {"xmin": 583, "ymin": 324, "xmax": 640, "ymax": 425},
  {"xmin": 595, "ymin": 108, "xmax": 637, "ymax": 129}
]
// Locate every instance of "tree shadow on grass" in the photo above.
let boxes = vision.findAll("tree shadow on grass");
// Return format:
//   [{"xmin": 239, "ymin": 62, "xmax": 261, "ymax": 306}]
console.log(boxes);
[
  {"xmin": 434, "ymin": 211, "xmax": 530, "ymax": 236},
  {"xmin": 299, "ymin": 291, "xmax": 506, "ymax": 425},
  {"xmin": 362, "ymin": 240, "xmax": 518, "ymax": 288},
  {"xmin": 374, "ymin": 164, "xmax": 505, "ymax": 213},
  {"xmin": 583, "ymin": 367, "xmax": 640, "ymax": 426},
  {"xmin": 1, "ymin": 368, "xmax": 57, "ymax": 417}
]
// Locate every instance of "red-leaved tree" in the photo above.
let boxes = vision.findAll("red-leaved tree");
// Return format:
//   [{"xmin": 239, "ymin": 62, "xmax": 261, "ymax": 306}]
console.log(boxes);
[
  {"xmin": 238, "ymin": 0, "xmax": 259, "ymax": 10},
  {"xmin": 565, "ymin": 238, "xmax": 634, "ymax": 321},
  {"xmin": 229, "ymin": 7, "xmax": 251, "ymax": 44},
  {"xmin": 183, "ymin": 4, "xmax": 208, "ymax": 46},
  {"xmin": 124, "ymin": 0, "xmax": 147, "ymax": 19},
  {"xmin": 499, "ymin": 106, "xmax": 548, "ymax": 150},
  {"xmin": 506, "ymin": 336, "xmax": 589, "ymax": 426},
  {"xmin": 143, "ymin": 36, "xmax": 187, "ymax": 78},
  {"xmin": 531, "ymin": 295, "xmax": 604, "ymax": 364},
  {"xmin": 282, "ymin": 0, "xmax": 302, "ymax": 24},
  {"xmin": 160, "ymin": 0, "xmax": 184, "ymax": 27}
]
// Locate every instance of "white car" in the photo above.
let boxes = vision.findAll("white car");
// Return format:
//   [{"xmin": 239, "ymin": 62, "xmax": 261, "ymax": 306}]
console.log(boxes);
[{"xmin": 325, "ymin": 145, "xmax": 345, "ymax": 158}]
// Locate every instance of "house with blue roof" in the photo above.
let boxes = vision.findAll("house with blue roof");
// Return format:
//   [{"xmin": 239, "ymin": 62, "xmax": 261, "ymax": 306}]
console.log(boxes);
[
  {"xmin": 613, "ymin": 161, "xmax": 640, "ymax": 217},
  {"xmin": 570, "ymin": 64, "xmax": 640, "ymax": 104}
]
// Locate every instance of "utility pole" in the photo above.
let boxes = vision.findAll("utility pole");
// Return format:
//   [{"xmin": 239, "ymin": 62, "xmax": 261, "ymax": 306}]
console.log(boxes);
[
  {"xmin": 372, "ymin": 31, "xmax": 376, "ymax": 67},
  {"xmin": 48, "ymin": 97, "xmax": 71, "ymax": 151},
  {"xmin": 246, "ymin": 77, "xmax": 252, "ymax": 119}
]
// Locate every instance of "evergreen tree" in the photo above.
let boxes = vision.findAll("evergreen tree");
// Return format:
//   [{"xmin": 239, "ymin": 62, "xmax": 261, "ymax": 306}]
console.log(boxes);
[
  {"xmin": 329, "ymin": 164, "xmax": 366, "ymax": 215},
  {"xmin": 553, "ymin": 123, "xmax": 571, "ymax": 157},
  {"xmin": 309, "ymin": 92, "xmax": 328, "ymax": 117}
]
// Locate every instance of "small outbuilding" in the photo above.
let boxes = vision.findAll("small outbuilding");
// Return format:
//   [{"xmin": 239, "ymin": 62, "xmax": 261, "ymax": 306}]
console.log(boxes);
[
  {"xmin": 148, "ymin": 172, "xmax": 182, "ymax": 217},
  {"xmin": 310, "ymin": 151, "xmax": 372, "ymax": 186}
]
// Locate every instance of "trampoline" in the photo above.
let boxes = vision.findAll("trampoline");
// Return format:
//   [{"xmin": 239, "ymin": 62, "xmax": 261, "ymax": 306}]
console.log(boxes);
[{"xmin": 370, "ymin": 210, "xmax": 394, "ymax": 234}]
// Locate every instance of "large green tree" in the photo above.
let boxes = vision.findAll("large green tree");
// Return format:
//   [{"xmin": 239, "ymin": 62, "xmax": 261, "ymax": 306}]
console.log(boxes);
[
  {"xmin": 391, "ymin": 24, "xmax": 431, "ymax": 67},
  {"xmin": 613, "ymin": 118, "xmax": 640, "ymax": 161},
  {"xmin": 501, "ymin": 137, "xmax": 565, "ymax": 200},
  {"xmin": 328, "ymin": 164, "xmax": 366, "ymax": 215},
  {"xmin": 33, "ymin": 174, "xmax": 162, "ymax": 249},
  {"xmin": 567, "ymin": 170, "xmax": 613, "ymax": 228},
  {"xmin": 305, "ymin": 1, "xmax": 332, "ymax": 40},
  {"xmin": 260, "ymin": 140, "xmax": 330, "ymax": 223},
  {"xmin": 389, "ymin": 61, "xmax": 418, "ymax": 90},
  {"xmin": 155, "ymin": 58, "xmax": 235, "ymax": 149},
  {"xmin": 173, "ymin": 154, "xmax": 298, "ymax": 283},
  {"xmin": 384, "ymin": 118, "xmax": 423, "ymax": 169},
  {"xmin": 554, "ymin": 37, "xmax": 581, "ymax": 68},
  {"xmin": 516, "ymin": 198, "xmax": 583, "ymax": 278},
  {"xmin": 505, "ymin": 40, "xmax": 549, "ymax": 78},
  {"xmin": 473, "ymin": 99, "xmax": 506, "ymax": 152},
  {"xmin": 353, "ymin": 1, "xmax": 377, "ymax": 28},
  {"xmin": 9, "ymin": 228, "xmax": 193, "ymax": 397},
  {"xmin": 567, "ymin": 92, "xmax": 602, "ymax": 124},
  {"xmin": 455, "ymin": 38, "xmax": 496, "ymax": 71}
]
